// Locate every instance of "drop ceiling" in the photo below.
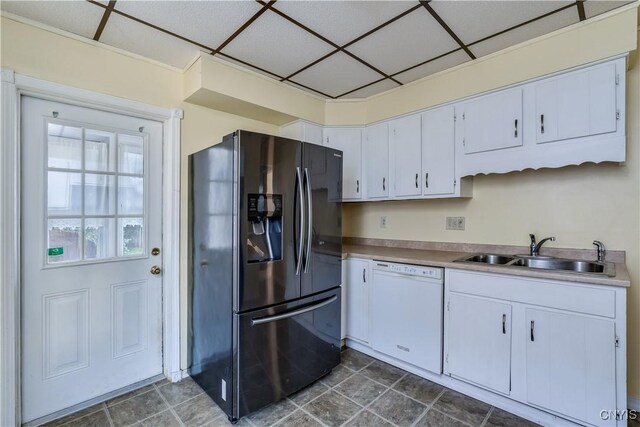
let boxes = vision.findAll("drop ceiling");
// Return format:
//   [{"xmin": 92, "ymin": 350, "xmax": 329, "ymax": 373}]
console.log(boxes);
[{"xmin": 1, "ymin": 0, "xmax": 634, "ymax": 99}]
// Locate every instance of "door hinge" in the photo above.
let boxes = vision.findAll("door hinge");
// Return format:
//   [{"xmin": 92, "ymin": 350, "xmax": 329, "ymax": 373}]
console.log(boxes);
[
  {"xmin": 445, "ymin": 354, "xmax": 448, "ymax": 364},
  {"xmin": 453, "ymin": 179, "xmax": 457, "ymax": 187},
  {"xmin": 453, "ymin": 114, "xmax": 457, "ymax": 122},
  {"xmin": 326, "ymin": 137, "xmax": 329, "ymax": 143},
  {"xmin": 462, "ymin": 112, "xmax": 465, "ymax": 120},
  {"xmin": 615, "ymin": 336, "xmax": 620, "ymax": 348},
  {"xmin": 616, "ymin": 110, "xmax": 620, "ymax": 120},
  {"xmin": 616, "ymin": 74, "xmax": 620, "ymax": 85},
  {"xmin": 462, "ymin": 138, "xmax": 465, "ymax": 147},
  {"xmin": 447, "ymin": 301, "xmax": 450, "ymax": 311}
]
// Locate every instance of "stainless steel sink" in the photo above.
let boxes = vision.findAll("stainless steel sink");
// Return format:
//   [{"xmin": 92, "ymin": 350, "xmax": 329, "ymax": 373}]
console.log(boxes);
[
  {"xmin": 458, "ymin": 254, "xmax": 516, "ymax": 265},
  {"xmin": 454, "ymin": 253, "xmax": 616, "ymax": 276},
  {"xmin": 507, "ymin": 257, "xmax": 615, "ymax": 276}
]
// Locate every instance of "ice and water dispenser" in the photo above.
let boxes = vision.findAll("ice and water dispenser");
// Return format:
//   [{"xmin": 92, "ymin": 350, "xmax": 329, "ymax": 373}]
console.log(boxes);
[{"xmin": 246, "ymin": 194, "xmax": 283, "ymax": 263}]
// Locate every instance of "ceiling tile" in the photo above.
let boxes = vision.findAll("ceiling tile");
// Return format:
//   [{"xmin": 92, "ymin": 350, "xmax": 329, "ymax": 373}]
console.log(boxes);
[
  {"xmin": 291, "ymin": 52, "xmax": 384, "ymax": 98},
  {"xmin": 100, "ymin": 12, "xmax": 205, "ymax": 69},
  {"xmin": 346, "ymin": 7, "xmax": 460, "ymax": 75},
  {"xmin": 394, "ymin": 50, "xmax": 470, "ymax": 85},
  {"xmin": 0, "ymin": 0, "xmax": 104, "ymax": 39},
  {"xmin": 469, "ymin": 7, "xmax": 579, "ymax": 58},
  {"xmin": 273, "ymin": 1, "xmax": 417, "ymax": 46},
  {"xmin": 222, "ymin": 9, "xmax": 336, "ymax": 78},
  {"xmin": 114, "ymin": 1, "xmax": 262, "ymax": 50},
  {"xmin": 430, "ymin": 1, "xmax": 574, "ymax": 45},
  {"xmin": 340, "ymin": 79, "xmax": 399, "ymax": 99},
  {"xmin": 584, "ymin": 1, "xmax": 634, "ymax": 19}
]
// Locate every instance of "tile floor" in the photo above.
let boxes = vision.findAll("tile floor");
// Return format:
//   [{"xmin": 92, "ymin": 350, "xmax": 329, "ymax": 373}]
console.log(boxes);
[{"xmin": 42, "ymin": 348, "xmax": 628, "ymax": 427}]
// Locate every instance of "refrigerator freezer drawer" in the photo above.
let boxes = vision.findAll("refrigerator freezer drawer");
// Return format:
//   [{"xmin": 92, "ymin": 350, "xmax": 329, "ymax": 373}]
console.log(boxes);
[{"xmin": 235, "ymin": 288, "xmax": 341, "ymax": 418}]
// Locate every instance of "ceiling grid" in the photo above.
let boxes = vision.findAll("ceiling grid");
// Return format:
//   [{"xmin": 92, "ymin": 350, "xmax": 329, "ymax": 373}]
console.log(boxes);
[{"xmin": 1, "ymin": 0, "xmax": 632, "ymax": 99}]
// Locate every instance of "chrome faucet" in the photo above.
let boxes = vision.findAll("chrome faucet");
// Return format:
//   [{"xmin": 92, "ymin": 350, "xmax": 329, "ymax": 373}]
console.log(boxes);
[
  {"xmin": 529, "ymin": 234, "xmax": 556, "ymax": 257},
  {"xmin": 593, "ymin": 240, "xmax": 606, "ymax": 263}
]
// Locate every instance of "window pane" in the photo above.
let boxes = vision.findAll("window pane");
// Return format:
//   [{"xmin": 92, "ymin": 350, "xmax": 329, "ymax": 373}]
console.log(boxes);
[
  {"xmin": 118, "ymin": 134, "xmax": 144, "ymax": 175},
  {"xmin": 84, "ymin": 218, "xmax": 115, "ymax": 260},
  {"xmin": 47, "ymin": 218, "xmax": 81, "ymax": 263},
  {"xmin": 48, "ymin": 123, "xmax": 82, "ymax": 169},
  {"xmin": 85, "ymin": 129, "xmax": 116, "ymax": 172},
  {"xmin": 119, "ymin": 218, "xmax": 144, "ymax": 257},
  {"xmin": 118, "ymin": 176, "xmax": 144, "ymax": 215},
  {"xmin": 85, "ymin": 174, "xmax": 115, "ymax": 215},
  {"xmin": 48, "ymin": 171, "xmax": 82, "ymax": 216}
]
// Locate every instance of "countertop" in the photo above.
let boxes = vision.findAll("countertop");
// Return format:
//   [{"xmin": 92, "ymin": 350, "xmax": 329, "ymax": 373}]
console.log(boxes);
[{"xmin": 343, "ymin": 242, "xmax": 631, "ymax": 288}]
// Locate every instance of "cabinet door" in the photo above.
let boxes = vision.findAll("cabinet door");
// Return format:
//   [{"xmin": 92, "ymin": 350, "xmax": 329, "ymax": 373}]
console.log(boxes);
[
  {"xmin": 422, "ymin": 106, "xmax": 455, "ymax": 196},
  {"xmin": 389, "ymin": 115, "xmax": 421, "ymax": 197},
  {"xmin": 364, "ymin": 123, "xmax": 389, "ymax": 199},
  {"xmin": 446, "ymin": 293, "xmax": 511, "ymax": 394},
  {"xmin": 371, "ymin": 271, "xmax": 443, "ymax": 373},
  {"xmin": 345, "ymin": 259, "xmax": 369, "ymax": 343},
  {"xmin": 460, "ymin": 88, "xmax": 522, "ymax": 154},
  {"xmin": 324, "ymin": 128, "xmax": 362, "ymax": 200},
  {"xmin": 535, "ymin": 63, "xmax": 617, "ymax": 144},
  {"xmin": 525, "ymin": 308, "xmax": 616, "ymax": 426}
]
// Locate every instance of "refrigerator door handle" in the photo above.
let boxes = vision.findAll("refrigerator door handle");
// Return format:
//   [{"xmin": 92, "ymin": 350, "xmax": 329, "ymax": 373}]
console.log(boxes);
[
  {"xmin": 303, "ymin": 167, "xmax": 313, "ymax": 273},
  {"xmin": 295, "ymin": 167, "xmax": 305, "ymax": 275},
  {"xmin": 250, "ymin": 295, "xmax": 337, "ymax": 326}
]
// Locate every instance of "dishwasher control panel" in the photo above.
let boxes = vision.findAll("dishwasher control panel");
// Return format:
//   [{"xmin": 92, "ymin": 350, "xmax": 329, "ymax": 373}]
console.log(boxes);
[{"xmin": 373, "ymin": 261, "xmax": 443, "ymax": 280}]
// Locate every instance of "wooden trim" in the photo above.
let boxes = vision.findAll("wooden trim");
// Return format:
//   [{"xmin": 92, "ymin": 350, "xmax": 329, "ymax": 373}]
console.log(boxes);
[
  {"xmin": 93, "ymin": 0, "xmax": 116, "ymax": 41},
  {"xmin": 577, "ymin": 0, "xmax": 586, "ymax": 21},
  {"xmin": 419, "ymin": 0, "xmax": 476, "ymax": 60},
  {"xmin": 335, "ymin": 77, "xmax": 387, "ymax": 99},
  {"xmin": 390, "ymin": 48, "xmax": 463, "ymax": 78},
  {"xmin": 342, "ymin": 4, "xmax": 422, "ymax": 49},
  {"xmin": 281, "ymin": 49, "xmax": 340, "ymax": 82},
  {"xmin": 0, "ymin": 69, "xmax": 183, "ymax": 424},
  {"xmin": 214, "ymin": 0, "xmax": 275, "ymax": 53}
]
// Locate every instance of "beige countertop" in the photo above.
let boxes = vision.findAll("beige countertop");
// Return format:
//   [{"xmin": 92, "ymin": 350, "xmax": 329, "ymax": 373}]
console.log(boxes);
[{"xmin": 343, "ymin": 242, "xmax": 631, "ymax": 288}]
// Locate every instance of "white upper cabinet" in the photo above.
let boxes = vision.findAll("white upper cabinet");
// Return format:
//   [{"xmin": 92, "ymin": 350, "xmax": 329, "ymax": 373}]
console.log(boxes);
[
  {"xmin": 422, "ymin": 106, "xmax": 455, "ymax": 196},
  {"xmin": 389, "ymin": 115, "xmax": 422, "ymax": 197},
  {"xmin": 324, "ymin": 127, "xmax": 363, "ymax": 201},
  {"xmin": 535, "ymin": 62, "xmax": 618, "ymax": 144},
  {"xmin": 280, "ymin": 120, "xmax": 323, "ymax": 145},
  {"xmin": 364, "ymin": 122, "xmax": 389, "ymax": 199},
  {"xmin": 458, "ymin": 87, "xmax": 523, "ymax": 155}
]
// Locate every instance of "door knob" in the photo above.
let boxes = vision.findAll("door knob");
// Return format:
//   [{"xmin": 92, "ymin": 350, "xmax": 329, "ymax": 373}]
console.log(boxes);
[{"xmin": 150, "ymin": 265, "xmax": 162, "ymax": 275}]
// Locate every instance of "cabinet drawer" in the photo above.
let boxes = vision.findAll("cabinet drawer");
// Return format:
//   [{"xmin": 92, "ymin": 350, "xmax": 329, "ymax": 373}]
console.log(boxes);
[{"xmin": 447, "ymin": 269, "xmax": 616, "ymax": 318}]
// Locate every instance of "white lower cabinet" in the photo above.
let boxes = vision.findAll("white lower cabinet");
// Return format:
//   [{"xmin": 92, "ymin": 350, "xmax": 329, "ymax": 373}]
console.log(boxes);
[
  {"xmin": 344, "ymin": 258, "xmax": 370, "ymax": 343},
  {"xmin": 446, "ymin": 293, "xmax": 511, "ymax": 395},
  {"xmin": 445, "ymin": 269, "xmax": 626, "ymax": 426},
  {"xmin": 525, "ymin": 308, "xmax": 617, "ymax": 426}
]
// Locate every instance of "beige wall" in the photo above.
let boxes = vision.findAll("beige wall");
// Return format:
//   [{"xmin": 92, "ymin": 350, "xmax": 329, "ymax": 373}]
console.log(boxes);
[{"xmin": 3, "ymin": 4, "xmax": 640, "ymax": 401}]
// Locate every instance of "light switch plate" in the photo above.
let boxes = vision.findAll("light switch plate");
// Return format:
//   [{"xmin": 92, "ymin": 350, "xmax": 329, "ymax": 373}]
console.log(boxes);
[{"xmin": 446, "ymin": 216, "xmax": 465, "ymax": 230}]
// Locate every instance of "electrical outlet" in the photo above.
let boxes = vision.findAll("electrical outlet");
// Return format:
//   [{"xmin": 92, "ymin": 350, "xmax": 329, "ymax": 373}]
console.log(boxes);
[
  {"xmin": 446, "ymin": 216, "xmax": 465, "ymax": 230},
  {"xmin": 380, "ymin": 216, "xmax": 387, "ymax": 229}
]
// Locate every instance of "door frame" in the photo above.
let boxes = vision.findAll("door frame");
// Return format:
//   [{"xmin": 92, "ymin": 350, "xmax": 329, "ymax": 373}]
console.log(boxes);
[{"xmin": 0, "ymin": 68, "xmax": 183, "ymax": 426}]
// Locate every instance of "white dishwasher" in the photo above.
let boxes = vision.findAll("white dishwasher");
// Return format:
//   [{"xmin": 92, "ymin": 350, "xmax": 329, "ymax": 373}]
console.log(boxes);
[{"xmin": 371, "ymin": 261, "xmax": 444, "ymax": 374}]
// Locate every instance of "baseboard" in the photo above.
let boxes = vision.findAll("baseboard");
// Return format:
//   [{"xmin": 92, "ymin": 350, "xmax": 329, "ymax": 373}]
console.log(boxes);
[{"xmin": 629, "ymin": 396, "xmax": 640, "ymax": 411}]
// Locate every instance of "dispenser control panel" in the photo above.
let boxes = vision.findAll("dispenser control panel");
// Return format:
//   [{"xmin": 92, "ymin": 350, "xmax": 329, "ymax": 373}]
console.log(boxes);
[{"xmin": 248, "ymin": 194, "xmax": 282, "ymax": 220}]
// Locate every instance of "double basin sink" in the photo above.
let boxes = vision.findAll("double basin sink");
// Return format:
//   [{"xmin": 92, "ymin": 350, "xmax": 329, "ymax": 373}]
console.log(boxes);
[{"xmin": 455, "ymin": 254, "xmax": 616, "ymax": 277}]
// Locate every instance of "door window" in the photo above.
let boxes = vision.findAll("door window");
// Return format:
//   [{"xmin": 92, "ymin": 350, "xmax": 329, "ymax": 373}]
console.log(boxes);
[{"xmin": 45, "ymin": 121, "xmax": 147, "ymax": 265}]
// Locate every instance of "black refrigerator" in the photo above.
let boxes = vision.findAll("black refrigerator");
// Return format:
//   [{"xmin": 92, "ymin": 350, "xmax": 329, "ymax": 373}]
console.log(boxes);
[{"xmin": 189, "ymin": 130, "xmax": 343, "ymax": 422}]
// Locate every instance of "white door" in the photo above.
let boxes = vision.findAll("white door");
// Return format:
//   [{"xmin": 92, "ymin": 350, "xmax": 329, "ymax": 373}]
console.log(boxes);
[
  {"xmin": 389, "ymin": 115, "xmax": 421, "ymax": 197},
  {"xmin": 371, "ymin": 271, "xmax": 442, "ymax": 373},
  {"xmin": 422, "ymin": 106, "xmax": 455, "ymax": 196},
  {"xmin": 345, "ymin": 259, "xmax": 369, "ymax": 343},
  {"xmin": 446, "ymin": 293, "xmax": 511, "ymax": 395},
  {"xmin": 324, "ymin": 127, "xmax": 362, "ymax": 200},
  {"xmin": 535, "ymin": 62, "xmax": 617, "ymax": 144},
  {"xmin": 525, "ymin": 308, "xmax": 616, "ymax": 426},
  {"xmin": 21, "ymin": 96, "xmax": 164, "ymax": 422},
  {"xmin": 460, "ymin": 87, "xmax": 522, "ymax": 154},
  {"xmin": 364, "ymin": 123, "xmax": 389, "ymax": 199}
]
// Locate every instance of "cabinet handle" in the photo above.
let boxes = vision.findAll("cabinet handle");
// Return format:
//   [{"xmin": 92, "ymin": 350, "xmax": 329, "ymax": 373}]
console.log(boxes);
[
  {"xmin": 514, "ymin": 119, "xmax": 518, "ymax": 138},
  {"xmin": 415, "ymin": 173, "xmax": 418, "ymax": 188},
  {"xmin": 383, "ymin": 177, "xmax": 386, "ymax": 191},
  {"xmin": 502, "ymin": 314, "xmax": 506, "ymax": 334},
  {"xmin": 540, "ymin": 114, "xmax": 545, "ymax": 134},
  {"xmin": 356, "ymin": 179, "xmax": 359, "ymax": 193},
  {"xmin": 362, "ymin": 268, "xmax": 366, "ymax": 283},
  {"xmin": 530, "ymin": 320, "xmax": 535, "ymax": 342},
  {"xmin": 425, "ymin": 172, "xmax": 429, "ymax": 188}
]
